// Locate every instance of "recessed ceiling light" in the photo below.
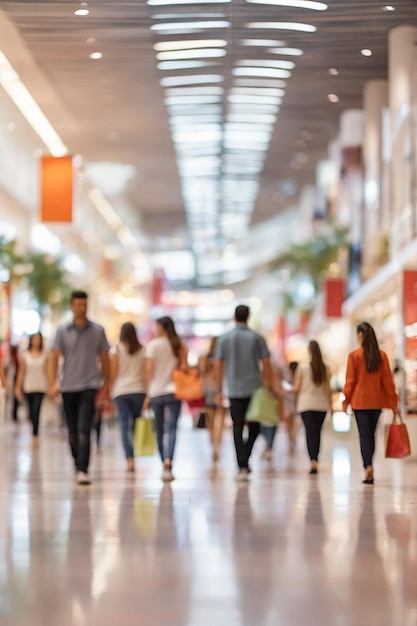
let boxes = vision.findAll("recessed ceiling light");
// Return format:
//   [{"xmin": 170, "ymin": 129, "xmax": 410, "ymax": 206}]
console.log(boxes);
[
  {"xmin": 329, "ymin": 67, "xmax": 339, "ymax": 75},
  {"xmin": 328, "ymin": 93, "xmax": 339, "ymax": 102},
  {"xmin": 246, "ymin": 0, "xmax": 327, "ymax": 9},
  {"xmin": 90, "ymin": 52, "xmax": 103, "ymax": 60},
  {"xmin": 247, "ymin": 22, "xmax": 317, "ymax": 32},
  {"xmin": 75, "ymin": 8, "xmax": 89, "ymax": 16},
  {"xmin": 361, "ymin": 48, "xmax": 372, "ymax": 56},
  {"xmin": 382, "ymin": 5, "xmax": 395, "ymax": 11}
]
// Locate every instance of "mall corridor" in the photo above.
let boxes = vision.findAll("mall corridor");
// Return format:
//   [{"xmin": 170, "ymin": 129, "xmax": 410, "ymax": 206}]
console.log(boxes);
[{"xmin": 1, "ymin": 419, "xmax": 416, "ymax": 626}]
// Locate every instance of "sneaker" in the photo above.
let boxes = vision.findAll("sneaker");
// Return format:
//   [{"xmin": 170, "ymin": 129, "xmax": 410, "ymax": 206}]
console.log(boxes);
[
  {"xmin": 236, "ymin": 468, "xmax": 249, "ymax": 482},
  {"xmin": 77, "ymin": 471, "xmax": 91, "ymax": 485},
  {"xmin": 161, "ymin": 467, "xmax": 174, "ymax": 482}
]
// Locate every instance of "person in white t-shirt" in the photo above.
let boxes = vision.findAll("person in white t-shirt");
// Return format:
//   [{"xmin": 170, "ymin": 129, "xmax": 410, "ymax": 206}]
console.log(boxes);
[
  {"xmin": 110, "ymin": 322, "xmax": 146, "ymax": 472},
  {"xmin": 144, "ymin": 316, "xmax": 186, "ymax": 482},
  {"xmin": 15, "ymin": 333, "xmax": 48, "ymax": 447},
  {"xmin": 292, "ymin": 340, "xmax": 332, "ymax": 475}
]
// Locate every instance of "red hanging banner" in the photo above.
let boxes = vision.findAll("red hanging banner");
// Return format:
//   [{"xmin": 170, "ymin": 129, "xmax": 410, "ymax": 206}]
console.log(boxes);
[{"xmin": 325, "ymin": 278, "xmax": 345, "ymax": 318}]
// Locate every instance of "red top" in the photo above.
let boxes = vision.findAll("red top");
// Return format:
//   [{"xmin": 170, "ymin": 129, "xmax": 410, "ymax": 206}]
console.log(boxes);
[{"xmin": 343, "ymin": 346, "xmax": 398, "ymax": 410}]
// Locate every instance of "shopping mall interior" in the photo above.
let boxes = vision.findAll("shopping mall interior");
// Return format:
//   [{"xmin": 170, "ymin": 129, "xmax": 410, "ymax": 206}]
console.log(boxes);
[{"xmin": 1, "ymin": 1, "xmax": 417, "ymax": 624}]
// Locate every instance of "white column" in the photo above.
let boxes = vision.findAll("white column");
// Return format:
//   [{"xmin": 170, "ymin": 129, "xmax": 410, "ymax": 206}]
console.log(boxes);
[{"xmin": 362, "ymin": 80, "xmax": 388, "ymax": 278}]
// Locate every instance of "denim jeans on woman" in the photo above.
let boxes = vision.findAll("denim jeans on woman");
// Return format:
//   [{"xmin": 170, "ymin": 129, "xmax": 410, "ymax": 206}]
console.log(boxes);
[
  {"xmin": 114, "ymin": 393, "xmax": 146, "ymax": 459},
  {"xmin": 150, "ymin": 393, "xmax": 182, "ymax": 462}
]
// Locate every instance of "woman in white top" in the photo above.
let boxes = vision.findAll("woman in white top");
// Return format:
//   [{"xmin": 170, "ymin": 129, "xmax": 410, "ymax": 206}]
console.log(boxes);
[
  {"xmin": 144, "ymin": 316, "xmax": 186, "ymax": 482},
  {"xmin": 293, "ymin": 340, "xmax": 332, "ymax": 475},
  {"xmin": 15, "ymin": 333, "xmax": 48, "ymax": 447},
  {"xmin": 110, "ymin": 322, "xmax": 146, "ymax": 472}
]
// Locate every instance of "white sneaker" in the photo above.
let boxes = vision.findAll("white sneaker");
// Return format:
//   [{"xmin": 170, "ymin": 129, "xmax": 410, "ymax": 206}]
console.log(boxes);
[
  {"xmin": 236, "ymin": 469, "xmax": 249, "ymax": 482},
  {"xmin": 77, "ymin": 471, "xmax": 91, "ymax": 485},
  {"xmin": 161, "ymin": 467, "xmax": 174, "ymax": 482}
]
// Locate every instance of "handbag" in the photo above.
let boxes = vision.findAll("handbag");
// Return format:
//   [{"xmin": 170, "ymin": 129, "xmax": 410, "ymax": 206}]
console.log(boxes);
[
  {"xmin": 245, "ymin": 387, "xmax": 278, "ymax": 426},
  {"xmin": 196, "ymin": 411, "xmax": 207, "ymax": 429},
  {"xmin": 134, "ymin": 415, "xmax": 156, "ymax": 457},
  {"xmin": 385, "ymin": 412, "xmax": 411, "ymax": 459},
  {"xmin": 173, "ymin": 368, "xmax": 204, "ymax": 402}
]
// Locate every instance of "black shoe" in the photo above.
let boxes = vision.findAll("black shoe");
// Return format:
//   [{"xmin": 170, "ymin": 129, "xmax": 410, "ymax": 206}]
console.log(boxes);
[
  {"xmin": 362, "ymin": 478, "xmax": 374, "ymax": 485},
  {"xmin": 309, "ymin": 468, "xmax": 318, "ymax": 475}
]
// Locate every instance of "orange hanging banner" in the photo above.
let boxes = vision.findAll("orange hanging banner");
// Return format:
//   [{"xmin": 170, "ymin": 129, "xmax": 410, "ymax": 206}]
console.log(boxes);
[{"xmin": 40, "ymin": 156, "xmax": 73, "ymax": 222}]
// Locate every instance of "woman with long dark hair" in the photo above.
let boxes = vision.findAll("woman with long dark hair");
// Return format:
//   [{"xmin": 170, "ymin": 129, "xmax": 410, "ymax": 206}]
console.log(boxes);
[
  {"xmin": 110, "ymin": 322, "xmax": 146, "ymax": 472},
  {"xmin": 15, "ymin": 333, "xmax": 48, "ymax": 447},
  {"xmin": 293, "ymin": 340, "xmax": 332, "ymax": 474},
  {"xmin": 144, "ymin": 316, "xmax": 186, "ymax": 482},
  {"xmin": 343, "ymin": 321, "xmax": 398, "ymax": 484}
]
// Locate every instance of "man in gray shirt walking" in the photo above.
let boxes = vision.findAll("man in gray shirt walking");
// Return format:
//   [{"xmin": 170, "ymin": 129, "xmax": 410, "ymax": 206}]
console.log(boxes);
[
  {"xmin": 48, "ymin": 290, "xmax": 110, "ymax": 485},
  {"xmin": 215, "ymin": 304, "xmax": 274, "ymax": 481}
]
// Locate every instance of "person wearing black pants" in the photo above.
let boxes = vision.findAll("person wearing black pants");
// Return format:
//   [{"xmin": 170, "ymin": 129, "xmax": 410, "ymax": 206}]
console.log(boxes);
[
  {"xmin": 15, "ymin": 333, "xmax": 48, "ymax": 448},
  {"xmin": 26, "ymin": 392, "xmax": 44, "ymax": 438},
  {"xmin": 300, "ymin": 410, "xmax": 327, "ymax": 467},
  {"xmin": 293, "ymin": 341, "xmax": 332, "ymax": 475},
  {"xmin": 229, "ymin": 397, "xmax": 260, "ymax": 470},
  {"xmin": 215, "ymin": 305, "xmax": 273, "ymax": 482},
  {"xmin": 62, "ymin": 389, "xmax": 98, "ymax": 475},
  {"xmin": 353, "ymin": 409, "xmax": 381, "ymax": 470},
  {"xmin": 343, "ymin": 322, "xmax": 398, "ymax": 485}
]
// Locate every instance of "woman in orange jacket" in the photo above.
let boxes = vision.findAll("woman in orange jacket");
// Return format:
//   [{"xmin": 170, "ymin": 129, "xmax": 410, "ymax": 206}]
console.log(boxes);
[{"xmin": 343, "ymin": 321, "xmax": 398, "ymax": 485}]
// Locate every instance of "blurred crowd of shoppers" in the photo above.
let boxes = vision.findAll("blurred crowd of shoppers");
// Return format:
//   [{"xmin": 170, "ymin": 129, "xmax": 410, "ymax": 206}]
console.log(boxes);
[{"xmin": 0, "ymin": 293, "xmax": 399, "ymax": 486}]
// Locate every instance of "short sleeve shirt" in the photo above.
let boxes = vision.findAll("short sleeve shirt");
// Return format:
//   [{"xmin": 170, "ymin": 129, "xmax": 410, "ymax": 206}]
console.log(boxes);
[
  {"xmin": 145, "ymin": 336, "xmax": 177, "ymax": 397},
  {"xmin": 215, "ymin": 325, "xmax": 270, "ymax": 398},
  {"xmin": 53, "ymin": 320, "xmax": 109, "ymax": 392}
]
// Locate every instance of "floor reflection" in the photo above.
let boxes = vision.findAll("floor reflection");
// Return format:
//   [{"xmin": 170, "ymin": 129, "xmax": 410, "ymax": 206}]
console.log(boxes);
[{"xmin": 0, "ymin": 424, "xmax": 417, "ymax": 625}]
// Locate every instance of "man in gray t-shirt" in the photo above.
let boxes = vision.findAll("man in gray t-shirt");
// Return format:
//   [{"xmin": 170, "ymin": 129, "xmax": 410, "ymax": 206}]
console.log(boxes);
[
  {"xmin": 48, "ymin": 290, "xmax": 110, "ymax": 485},
  {"xmin": 215, "ymin": 304, "xmax": 273, "ymax": 480}
]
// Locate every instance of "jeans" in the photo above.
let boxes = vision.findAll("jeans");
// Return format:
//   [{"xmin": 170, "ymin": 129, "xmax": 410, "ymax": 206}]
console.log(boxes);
[
  {"xmin": 300, "ymin": 410, "xmax": 327, "ymax": 461},
  {"xmin": 26, "ymin": 392, "xmax": 44, "ymax": 436},
  {"xmin": 114, "ymin": 393, "xmax": 146, "ymax": 459},
  {"xmin": 354, "ymin": 409, "xmax": 381, "ymax": 468},
  {"xmin": 229, "ymin": 396, "xmax": 260, "ymax": 469},
  {"xmin": 261, "ymin": 425, "xmax": 277, "ymax": 449},
  {"xmin": 62, "ymin": 389, "xmax": 97, "ymax": 473},
  {"xmin": 150, "ymin": 394, "xmax": 182, "ymax": 462}
]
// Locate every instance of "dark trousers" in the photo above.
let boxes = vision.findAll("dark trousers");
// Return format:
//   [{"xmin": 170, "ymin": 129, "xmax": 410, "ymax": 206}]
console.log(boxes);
[
  {"xmin": 229, "ymin": 397, "xmax": 260, "ymax": 469},
  {"xmin": 354, "ymin": 409, "xmax": 381, "ymax": 468},
  {"xmin": 26, "ymin": 392, "xmax": 44, "ymax": 436},
  {"xmin": 62, "ymin": 389, "xmax": 97, "ymax": 473},
  {"xmin": 300, "ymin": 410, "xmax": 327, "ymax": 462}
]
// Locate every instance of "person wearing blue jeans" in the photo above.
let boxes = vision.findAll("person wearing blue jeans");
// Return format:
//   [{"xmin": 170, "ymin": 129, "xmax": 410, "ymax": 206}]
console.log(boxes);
[
  {"xmin": 260, "ymin": 425, "xmax": 277, "ymax": 460},
  {"xmin": 114, "ymin": 393, "xmax": 146, "ymax": 462},
  {"xmin": 145, "ymin": 316, "xmax": 187, "ymax": 482},
  {"xmin": 150, "ymin": 394, "xmax": 182, "ymax": 463}
]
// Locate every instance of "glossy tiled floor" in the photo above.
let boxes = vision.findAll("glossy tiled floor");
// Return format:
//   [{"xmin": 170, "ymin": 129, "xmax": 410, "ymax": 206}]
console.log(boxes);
[{"xmin": 1, "ymin": 414, "xmax": 417, "ymax": 626}]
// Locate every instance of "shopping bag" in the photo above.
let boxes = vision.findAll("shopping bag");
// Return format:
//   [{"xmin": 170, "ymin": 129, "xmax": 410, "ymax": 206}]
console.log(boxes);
[
  {"xmin": 173, "ymin": 368, "xmax": 204, "ymax": 402},
  {"xmin": 134, "ymin": 416, "xmax": 156, "ymax": 457},
  {"xmin": 385, "ymin": 412, "xmax": 411, "ymax": 459},
  {"xmin": 245, "ymin": 388, "xmax": 278, "ymax": 426},
  {"xmin": 196, "ymin": 411, "xmax": 207, "ymax": 429}
]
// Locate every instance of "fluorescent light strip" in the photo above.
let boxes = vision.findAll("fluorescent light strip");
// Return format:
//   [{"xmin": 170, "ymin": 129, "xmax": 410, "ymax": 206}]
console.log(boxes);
[
  {"xmin": 0, "ymin": 51, "xmax": 68, "ymax": 156},
  {"xmin": 240, "ymin": 39, "xmax": 286, "ymax": 46},
  {"xmin": 152, "ymin": 12, "xmax": 227, "ymax": 19},
  {"xmin": 234, "ymin": 78, "xmax": 287, "ymax": 88},
  {"xmin": 151, "ymin": 21, "xmax": 230, "ymax": 31},
  {"xmin": 161, "ymin": 74, "xmax": 224, "ymax": 86},
  {"xmin": 247, "ymin": 0, "xmax": 327, "ymax": 9},
  {"xmin": 165, "ymin": 85, "xmax": 224, "ymax": 95},
  {"xmin": 228, "ymin": 94, "xmax": 282, "ymax": 105},
  {"xmin": 232, "ymin": 67, "xmax": 291, "ymax": 78},
  {"xmin": 165, "ymin": 95, "xmax": 222, "ymax": 105},
  {"xmin": 247, "ymin": 22, "xmax": 317, "ymax": 32},
  {"xmin": 238, "ymin": 59, "xmax": 295, "ymax": 69},
  {"xmin": 157, "ymin": 48, "xmax": 227, "ymax": 60},
  {"xmin": 154, "ymin": 39, "xmax": 227, "ymax": 51},
  {"xmin": 269, "ymin": 47, "xmax": 303, "ymax": 56},
  {"xmin": 148, "ymin": 0, "xmax": 230, "ymax": 4},
  {"xmin": 158, "ymin": 60, "xmax": 219, "ymax": 70},
  {"xmin": 230, "ymin": 87, "xmax": 285, "ymax": 96}
]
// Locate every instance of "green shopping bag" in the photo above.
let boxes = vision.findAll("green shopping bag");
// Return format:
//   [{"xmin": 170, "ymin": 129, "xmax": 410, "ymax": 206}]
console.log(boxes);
[
  {"xmin": 134, "ymin": 416, "xmax": 156, "ymax": 456},
  {"xmin": 245, "ymin": 388, "xmax": 278, "ymax": 426}
]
